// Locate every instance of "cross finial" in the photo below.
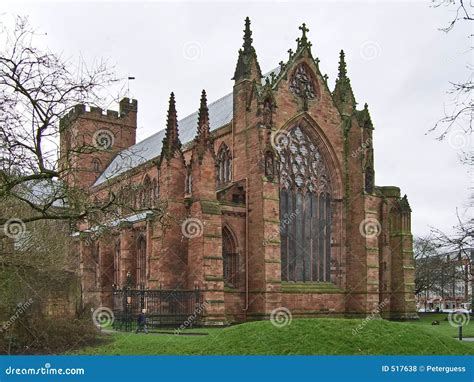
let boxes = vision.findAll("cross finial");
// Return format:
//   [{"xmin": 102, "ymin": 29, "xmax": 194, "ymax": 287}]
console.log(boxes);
[{"xmin": 299, "ymin": 23, "xmax": 309, "ymax": 40}]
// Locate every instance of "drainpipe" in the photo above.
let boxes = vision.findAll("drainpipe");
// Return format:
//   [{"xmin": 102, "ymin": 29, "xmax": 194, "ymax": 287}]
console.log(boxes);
[
  {"xmin": 243, "ymin": 177, "xmax": 249, "ymax": 314},
  {"xmin": 231, "ymin": 120, "xmax": 250, "ymax": 318}
]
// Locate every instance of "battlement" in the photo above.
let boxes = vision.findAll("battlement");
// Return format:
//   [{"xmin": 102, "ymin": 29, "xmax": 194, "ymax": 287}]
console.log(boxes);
[
  {"xmin": 119, "ymin": 97, "xmax": 138, "ymax": 114},
  {"xmin": 59, "ymin": 98, "xmax": 138, "ymax": 129}
]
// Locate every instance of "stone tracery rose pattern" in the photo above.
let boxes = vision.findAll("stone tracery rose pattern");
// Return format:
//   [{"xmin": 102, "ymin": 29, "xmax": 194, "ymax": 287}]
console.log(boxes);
[
  {"xmin": 277, "ymin": 125, "xmax": 330, "ymax": 193},
  {"xmin": 289, "ymin": 64, "xmax": 317, "ymax": 100}
]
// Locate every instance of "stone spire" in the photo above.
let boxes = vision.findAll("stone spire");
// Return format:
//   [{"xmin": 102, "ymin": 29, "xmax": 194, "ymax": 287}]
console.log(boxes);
[
  {"xmin": 161, "ymin": 92, "xmax": 182, "ymax": 161},
  {"xmin": 196, "ymin": 89, "xmax": 210, "ymax": 142},
  {"xmin": 356, "ymin": 103, "xmax": 374, "ymax": 130},
  {"xmin": 333, "ymin": 50, "xmax": 356, "ymax": 115},
  {"xmin": 193, "ymin": 90, "xmax": 213, "ymax": 164},
  {"xmin": 242, "ymin": 16, "xmax": 253, "ymax": 54},
  {"xmin": 400, "ymin": 194, "xmax": 412, "ymax": 212},
  {"xmin": 338, "ymin": 49, "xmax": 347, "ymax": 79},
  {"xmin": 233, "ymin": 17, "xmax": 262, "ymax": 82}
]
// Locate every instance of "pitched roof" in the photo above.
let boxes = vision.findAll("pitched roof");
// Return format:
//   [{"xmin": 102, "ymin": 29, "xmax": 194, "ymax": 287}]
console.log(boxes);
[
  {"xmin": 94, "ymin": 92, "xmax": 233, "ymax": 186},
  {"xmin": 94, "ymin": 68, "xmax": 280, "ymax": 187}
]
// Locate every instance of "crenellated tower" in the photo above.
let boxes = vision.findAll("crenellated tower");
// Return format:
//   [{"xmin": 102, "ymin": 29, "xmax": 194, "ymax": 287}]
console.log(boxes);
[{"xmin": 59, "ymin": 98, "xmax": 137, "ymax": 189}]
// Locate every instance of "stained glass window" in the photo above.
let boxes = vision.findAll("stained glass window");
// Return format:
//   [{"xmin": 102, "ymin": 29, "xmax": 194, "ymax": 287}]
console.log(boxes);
[{"xmin": 277, "ymin": 125, "xmax": 332, "ymax": 282}]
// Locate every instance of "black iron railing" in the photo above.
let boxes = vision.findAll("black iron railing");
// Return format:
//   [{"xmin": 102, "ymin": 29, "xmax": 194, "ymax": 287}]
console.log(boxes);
[{"xmin": 112, "ymin": 287, "xmax": 203, "ymax": 331}]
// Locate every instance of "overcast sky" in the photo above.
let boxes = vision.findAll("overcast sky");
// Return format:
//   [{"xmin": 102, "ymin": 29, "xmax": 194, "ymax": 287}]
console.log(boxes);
[{"xmin": 4, "ymin": 0, "xmax": 472, "ymax": 237}]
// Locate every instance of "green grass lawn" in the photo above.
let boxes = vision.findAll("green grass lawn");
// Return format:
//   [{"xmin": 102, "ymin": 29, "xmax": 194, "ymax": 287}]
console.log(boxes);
[
  {"xmin": 411, "ymin": 313, "xmax": 474, "ymax": 338},
  {"xmin": 72, "ymin": 316, "xmax": 474, "ymax": 356}
]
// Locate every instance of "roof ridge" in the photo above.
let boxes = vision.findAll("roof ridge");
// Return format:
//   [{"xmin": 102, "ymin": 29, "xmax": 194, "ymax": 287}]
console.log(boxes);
[
  {"xmin": 93, "ymin": 68, "xmax": 278, "ymax": 187},
  {"xmin": 136, "ymin": 92, "xmax": 233, "ymax": 149}
]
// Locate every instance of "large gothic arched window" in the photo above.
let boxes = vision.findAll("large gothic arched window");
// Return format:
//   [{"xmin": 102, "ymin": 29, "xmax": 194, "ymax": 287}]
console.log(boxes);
[{"xmin": 277, "ymin": 125, "xmax": 332, "ymax": 282}]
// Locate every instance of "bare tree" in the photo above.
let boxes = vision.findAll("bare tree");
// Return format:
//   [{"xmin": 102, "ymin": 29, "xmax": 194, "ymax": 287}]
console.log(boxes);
[
  {"xmin": 414, "ymin": 236, "xmax": 444, "ymax": 296},
  {"xmin": 430, "ymin": 214, "xmax": 474, "ymax": 309},
  {"xmin": 430, "ymin": 0, "xmax": 473, "ymax": 141},
  {"xmin": 0, "ymin": 16, "xmax": 165, "ymax": 231}
]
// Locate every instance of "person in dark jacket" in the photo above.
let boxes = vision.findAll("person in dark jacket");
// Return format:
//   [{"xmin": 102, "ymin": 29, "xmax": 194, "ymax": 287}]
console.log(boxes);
[{"xmin": 135, "ymin": 309, "xmax": 148, "ymax": 334}]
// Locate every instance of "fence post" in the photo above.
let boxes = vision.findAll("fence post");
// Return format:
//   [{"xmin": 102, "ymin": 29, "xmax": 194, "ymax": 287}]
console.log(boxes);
[
  {"xmin": 140, "ymin": 288, "xmax": 145, "ymax": 311},
  {"xmin": 125, "ymin": 288, "xmax": 132, "ymax": 332}
]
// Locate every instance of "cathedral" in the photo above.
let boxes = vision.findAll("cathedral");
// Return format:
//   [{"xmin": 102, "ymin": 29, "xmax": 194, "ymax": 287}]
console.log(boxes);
[{"xmin": 60, "ymin": 18, "xmax": 417, "ymax": 325}]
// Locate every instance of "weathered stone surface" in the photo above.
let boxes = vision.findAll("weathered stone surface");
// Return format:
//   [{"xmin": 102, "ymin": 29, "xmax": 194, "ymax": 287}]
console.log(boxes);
[{"xmin": 66, "ymin": 19, "xmax": 417, "ymax": 323}]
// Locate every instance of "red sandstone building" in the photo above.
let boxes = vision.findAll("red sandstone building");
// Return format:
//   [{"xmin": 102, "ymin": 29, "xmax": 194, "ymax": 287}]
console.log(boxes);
[{"xmin": 60, "ymin": 19, "xmax": 417, "ymax": 324}]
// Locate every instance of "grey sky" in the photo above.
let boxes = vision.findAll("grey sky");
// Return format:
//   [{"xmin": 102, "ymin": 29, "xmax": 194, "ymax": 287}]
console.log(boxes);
[{"xmin": 4, "ymin": 0, "xmax": 472, "ymax": 237}]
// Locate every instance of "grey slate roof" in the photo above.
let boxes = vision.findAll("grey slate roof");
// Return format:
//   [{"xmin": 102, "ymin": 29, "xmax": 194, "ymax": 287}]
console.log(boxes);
[
  {"xmin": 94, "ymin": 68, "xmax": 280, "ymax": 187},
  {"xmin": 94, "ymin": 92, "xmax": 233, "ymax": 186}
]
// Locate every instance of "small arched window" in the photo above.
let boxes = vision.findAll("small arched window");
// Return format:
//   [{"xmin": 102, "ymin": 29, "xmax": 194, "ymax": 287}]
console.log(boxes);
[
  {"xmin": 136, "ymin": 236, "xmax": 147, "ymax": 288},
  {"xmin": 152, "ymin": 178, "xmax": 159, "ymax": 201},
  {"xmin": 365, "ymin": 166, "xmax": 374, "ymax": 194},
  {"xmin": 217, "ymin": 144, "xmax": 232, "ymax": 186},
  {"xmin": 142, "ymin": 175, "xmax": 152, "ymax": 207},
  {"xmin": 92, "ymin": 158, "xmax": 101, "ymax": 172},
  {"xmin": 185, "ymin": 166, "xmax": 192, "ymax": 194},
  {"xmin": 114, "ymin": 239, "xmax": 121, "ymax": 287},
  {"xmin": 222, "ymin": 227, "xmax": 238, "ymax": 288},
  {"xmin": 92, "ymin": 241, "xmax": 100, "ymax": 288}
]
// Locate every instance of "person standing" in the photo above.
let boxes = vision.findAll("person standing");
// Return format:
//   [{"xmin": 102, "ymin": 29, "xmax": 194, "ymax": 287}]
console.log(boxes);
[{"xmin": 135, "ymin": 309, "xmax": 148, "ymax": 334}]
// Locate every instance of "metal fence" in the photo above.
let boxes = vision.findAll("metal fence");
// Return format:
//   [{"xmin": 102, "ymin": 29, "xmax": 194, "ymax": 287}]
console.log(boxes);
[{"xmin": 112, "ymin": 287, "xmax": 203, "ymax": 331}]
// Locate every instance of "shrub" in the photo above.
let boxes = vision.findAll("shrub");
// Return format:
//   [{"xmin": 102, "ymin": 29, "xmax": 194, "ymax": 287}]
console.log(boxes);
[{"xmin": 0, "ymin": 315, "xmax": 100, "ymax": 354}]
